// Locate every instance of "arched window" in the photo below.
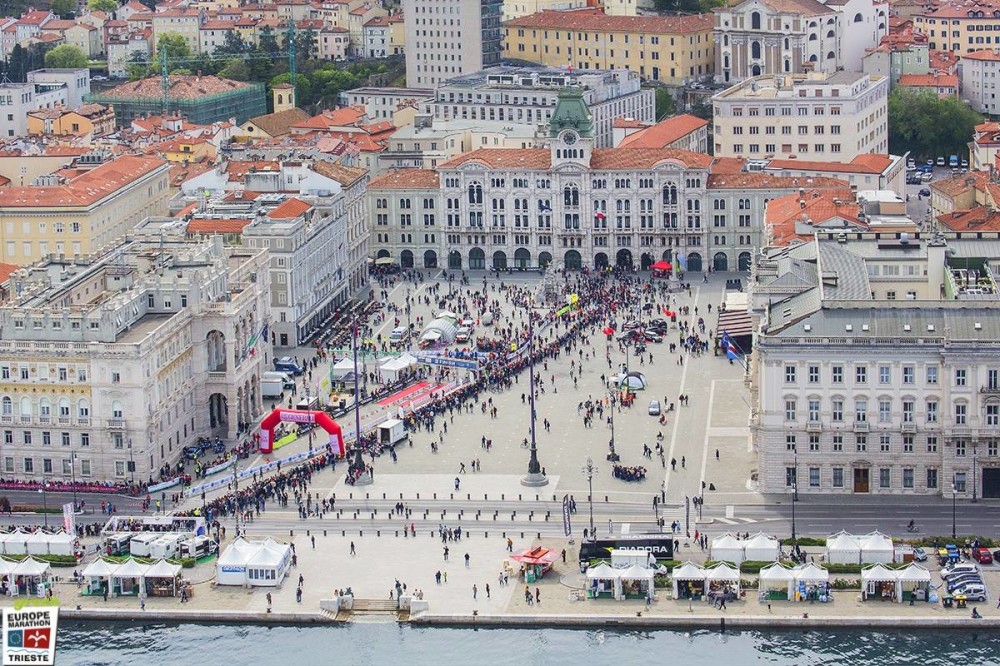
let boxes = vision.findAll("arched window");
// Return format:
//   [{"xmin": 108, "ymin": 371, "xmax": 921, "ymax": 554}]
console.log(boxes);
[
  {"xmin": 0, "ymin": 397, "xmax": 10, "ymax": 416},
  {"xmin": 784, "ymin": 59, "xmax": 791, "ymax": 72},
  {"xmin": 77, "ymin": 399, "xmax": 90, "ymax": 418},
  {"xmin": 468, "ymin": 183, "xmax": 483, "ymax": 204},
  {"xmin": 39, "ymin": 398, "xmax": 50, "ymax": 417},
  {"xmin": 112, "ymin": 400, "xmax": 123, "ymax": 419},
  {"xmin": 827, "ymin": 51, "xmax": 836, "ymax": 59},
  {"xmin": 751, "ymin": 41, "xmax": 761, "ymax": 59},
  {"xmin": 751, "ymin": 11, "xmax": 761, "ymax": 29},
  {"xmin": 19, "ymin": 397, "xmax": 31, "ymax": 416},
  {"xmin": 277, "ymin": 94, "xmax": 283, "ymax": 105},
  {"xmin": 58, "ymin": 398, "xmax": 70, "ymax": 417},
  {"xmin": 809, "ymin": 33, "xmax": 817, "ymax": 41},
  {"xmin": 723, "ymin": 34, "xmax": 729, "ymax": 47},
  {"xmin": 784, "ymin": 37, "xmax": 789, "ymax": 50},
  {"xmin": 563, "ymin": 185, "xmax": 579, "ymax": 207},
  {"xmin": 827, "ymin": 30, "xmax": 835, "ymax": 38}
]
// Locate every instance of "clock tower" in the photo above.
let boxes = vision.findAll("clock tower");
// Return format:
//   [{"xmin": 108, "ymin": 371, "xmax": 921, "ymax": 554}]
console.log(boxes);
[{"xmin": 548, "ymin": 86, "xmax": 594, "ymax": 167}]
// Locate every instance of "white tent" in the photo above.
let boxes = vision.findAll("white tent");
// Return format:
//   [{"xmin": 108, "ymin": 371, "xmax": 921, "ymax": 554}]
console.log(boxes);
[
  {"xmin": 758, "ymin": 563, "xmax": 795, "ymax": 600},
  {"xmin": 10, "ymin": 557, "xmax": 51, "ymax": 598},
  {"xmin": 743, "ymin": 533, "xmax": 780, "ymax": 562},
  {"xmin": 12, "ymin": 557, "xmax": 50, "ymax": 578},
  {"xmin": 3, "ymin": 530, "xmax": 29, "ymax": 556},
  {"xmin": 145, "ymin": 559, "xmax": 183, "ymax": 597},
  {"xmin": 586, "ymin": 562, "xmax": 622, "ymax": 600},
  {"xmin": 110, "ymin": 558, "xmax": 148, "ymax": 597},
  {"xmin": 860, "ymin": 531, "xmax": 895, "ymax": 564},
  {"xmin": 895, "ymin": 563, "xmax": 931, "ymax": 603},
  {"xmin": 671, "ymin": 561, "xmax": 706, "ymax": 599},
  {"xmin": 25, "ymin": 532, "xmax": 52, "ymax": 556},
  {"xmin": 792, "ymin": 562, "xmax": 829, "ymax": 584},
  {"xmin": 615, "ymin": 371, "xmax": 648, "ymax": 391},
  {"xmin": 710, "ymin": 533, "xmax": 744, "ymax": 565},
  {"xmin": 379, "ymin": 354, "xmax": 417, "ymax": 383},
  {"xmin": 825, "ymin": 531, "xmax": 861, "ymax": 565},
  {"xmin": 216, "ymin": 538, "xmax": 292, "ymax": 587},
  {"xmin": 705, "ymin": 563, "xmax": 742, "ymax": 598},
  {"xmin": 0, "ymin": 558, "xmax": 15, "ymax": 590},
  {"xmin": 331, "ymin": 357, "xmax": 364, "ymax": 380},
  {"xmin": 81, "ymin": 558, "xmax": 118, "ymax": 596},
  {"xmin": 619, "ymin": 563, "xmax": 654, "ymax": 599},
  {"xmin": 45, "ymin": 532, "xmax": 75, "ymax": 557},
  {"xmin": 861, "ymin": 563, "xmax": 898, "ymax": 602}
]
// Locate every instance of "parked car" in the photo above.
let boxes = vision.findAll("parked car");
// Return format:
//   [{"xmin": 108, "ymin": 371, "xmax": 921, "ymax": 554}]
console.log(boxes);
[
  {"xmin": 182, "ymin": 445, "xmax": 202, "ymax": 460},
  {"xmin": 962, "ymin": 158, "xmax": 969, "ymax": 168},
  {"xmin": 926, "ymin": 159, "xmax": 934, "ymax": 167},
  {"xmin": 918, "ymin": 188, "xmax": 931, "ymax": 197},
  {"xmin": 920, "ymin": 172, "xmax": 934, "ymax": 182},
  {"xmin": 455, "ymin": 327, "xmax": 471, "ymax": 343},
  {"xmin": 942, "ymin": 563, "xmax": 980, "ymax": 580},
  {"xmin": 643, "ymin": 331, "xmax": 663, "ymax": 343},
  {"xmin": 936, "ymin": 156, "xmax": 946, "ymax": 166},
  {"xmin": 946, "ymin": 574, "xmax": 983, "ymax": 591},
  {"xmin": 949, "ymin": 583, "xmax": 987, "ymax": 601},
  {"xmin": 972, "ymin": 547, "xmax": 993, "ymax": 564},
  {"xmin": 906, "ymin": 158, "xmax": 916, "ymax": 170},
  {"xmin": 913, "ymin": 547, "xmax": 928, "ymax": 562},
  {"xmin": 648, "ymin": 400, "xmax": 661, "ymax": 416}
]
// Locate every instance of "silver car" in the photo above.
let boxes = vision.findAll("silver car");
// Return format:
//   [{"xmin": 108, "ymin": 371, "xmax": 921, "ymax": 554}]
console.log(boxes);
[{"xmin": 648, "ymin": 400, "xmax": 661, "ymax": 416}]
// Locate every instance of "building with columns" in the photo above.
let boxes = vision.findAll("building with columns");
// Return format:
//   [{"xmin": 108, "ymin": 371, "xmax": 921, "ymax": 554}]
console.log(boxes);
[
  {"xmin": 0, "ymin": 232, "xmax": 270, "ymax": 484},
  {"xmin": 368, "ymin": 87, "xmax": 851, "ymax": 274},
  {"xmin": 752, "ymin": 230, "xmax": 1000, "ymax": 498}
]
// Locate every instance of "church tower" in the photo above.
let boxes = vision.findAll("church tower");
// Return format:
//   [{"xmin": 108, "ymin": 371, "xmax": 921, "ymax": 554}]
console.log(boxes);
[
  {"xmin": 272, "ymin": 83, "xmax": 295, "ymax": 112},
  {"xmin": 548, "ymin": 87, "xmax": 594, "ymax": 168}
]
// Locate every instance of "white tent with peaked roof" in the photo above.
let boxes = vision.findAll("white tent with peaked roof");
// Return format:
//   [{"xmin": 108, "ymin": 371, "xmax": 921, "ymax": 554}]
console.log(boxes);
[
  {"xmin": 2, "ymin": 530, "xmax": 30, "ymax": 556},
  {"xmin": 759, "ymin": 563, "xmax": 795, "ymax": 600},
  {"xmin": 743, "ymin": 532, "xmax": 780, "ymax": 562},
  {"xmin": 110, "ymin": 558, "xmax": 148, "ymax": 596},
  {"xmin": 825, "ymin": 531, "xmax": 861, "ymax": 565},
  {"xmin": 860, "ymin": 531, "xmax": 894, "ymax": 564},
  {"xmin": 710, "ymin": 533, "xmax": 744, "ymax": 564}
]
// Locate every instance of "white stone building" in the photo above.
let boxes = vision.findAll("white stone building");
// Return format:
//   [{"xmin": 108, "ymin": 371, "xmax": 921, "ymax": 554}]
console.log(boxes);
[
  {"xmin": 424, "ymin": 66, "xmax": 655, "ymax": 149},
  {"xmin": 960, "ymin": 49, "xmax": 1000, "ymax": 115},
  {"xmin": 368, "ymin": 89, "xmax": 853, "ymax": 274},
  {"xmin": 0, "ymin": 233, "xmax": 270, "ymax": 484},
  {"xmin": 711, "ymin": 72, "xmax": 890, "ymax": 162},
  {"xmin": 753, "ymin": 231, "xmax": 1000, "ymax": 498}
]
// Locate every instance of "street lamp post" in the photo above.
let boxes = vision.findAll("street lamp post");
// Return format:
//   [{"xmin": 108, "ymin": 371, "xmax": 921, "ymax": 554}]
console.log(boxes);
[
  {"xmin": 521, "ymin": 310, "xmax": 547, "ymax": 487},
  {"xmin": 972, "ymin": 443, "xmax": 978, "ymax": 503},
  {"xmin": 128, "ymin": 439, "xmax": 135, "ymax": 486},
  {"xmin": 790, "ymin": 482, "xmax": 797, "ymax": 544},
  {"xmin": 951, "ymin": 482, "xmax": 957, "ymax": 539},
  {"xmin": 608, "ymin": 390, "xmax": 616, "ymax": 457},
  {"xmin": 793, "ymin": 449, "xmax": 799, "ymax": 501},
  {"xmin": 38, "ymin": 486, "xmax": 48, "ymax": 528},
  {"xmin": 70, "ymin": 451, "xmax": 78, "ymax": 512},
  {"xmin": 582, "ymin": 457, "xmax": 598, "ymax": 540}
]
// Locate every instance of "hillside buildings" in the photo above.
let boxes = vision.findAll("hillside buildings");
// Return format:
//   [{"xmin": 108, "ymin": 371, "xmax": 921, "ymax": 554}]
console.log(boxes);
[{"xmin": 404, "ymin": 0, "xmax": 503, "ymax": 87}]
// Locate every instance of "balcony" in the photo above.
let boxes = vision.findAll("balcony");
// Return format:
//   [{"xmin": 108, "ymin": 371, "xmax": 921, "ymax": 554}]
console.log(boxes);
[
  {"xmin": 207, "ymin": 371, "xmax": 228, "ymax": 382},
  {"xmin": 107, "ymin": 419, "xmax": 126, "ymax": 429},
  {"xmin": 38, "ymin": 415, "xmax": 50, "ymax": 424},
  {"xmin": 981, "ymin": 385, "xmax": 1000, "ymax": 395},
  {"xmin": 806, "ymin": 421, "xmax": 823, "ymax": 432},
  {"xmin": 853, "ymin": 420, "xmax": 869, "ymax": 432},
  {"xmin": 901, "ymin": 422, "xmax": 917, "ymax": 434}
]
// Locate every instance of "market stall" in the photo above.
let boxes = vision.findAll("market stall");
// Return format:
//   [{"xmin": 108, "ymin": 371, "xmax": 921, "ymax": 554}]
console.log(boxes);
[
  {"xmin": 81, "ymin": 558, "xmax": 117, "ymax": 596},
  {"xmin": 825, "ymin": 531, "xmax": 861, "ymax": 565},
  {"xmin": 0, "ymin": 558, "xmax": 15, "ymax": 595},
  {"xmin": 245, "ymin": 539, "xmax": 292, "ymax": 587},
  {"xmin": 215, "ymin": 538, "xmax": 255, "ymax": 586},
  {"xmin": 379, "ymin": 353, "xmax": 418, "ymax": 383},
  {"xmin": 331, "ymin": 357, "xmax": 365, "ymax": 381},
  {"xmin": 11, "ymin": 557, "xmax": 51, "ymax": 598},
  {"xmin": 705, "ymin": 563, "xmax": 742, "ymax": 604},
  {"xmin": 791, "ymin": 562, "xmax": 831, "ymax": 602},
  {"xmin": 861, "ymin": 563, "xmax": 898, "ymax": 601},
  {"xmin": 619, "ymin": 564, "xmax": 654, "ymax": 600},
  {"xmin": 895, "ymin": 563, "xmax": 932, "ymax": 603},
  {"xmin": 586, "ymin": 562, "xmax": 621, "ymax": 600},
  {"xmin": 672, "ymin": 561, "xmax": 707, "ymax": 600},
  {"xmin": 110, "ymin": 558, "xmax": 148, "ymax": 597},
  {"xmin": 144, "ymin": 559, "xmax": 183, "ymax": 598},
  {"xmin": 758, "ymin": 563, "xmax": 795, "ymax": 601},
  {"xmin": 511, "ymin": 547, "xmax": 559, "ymax": 583},
  {"xmin": 2, "ymin": 530, "xmax": 30, "ymax": 556},
  {"xmin": 25, "ymin": 532, "xmax": 51, "ymax": 556},
  {"xmin": 46, "ymin": 532, "xmax": 76, "ymax": 557},
  {"xmin": 744, "ymin": 533, "xmax": 781, "ymax": 562},
  {"xmin": 710, "ymin": 533, "xmax": 744, "ymax": 565},
  {"xmin": 860, "ymin": 531, "xmax": 894, "ymax": 564}
]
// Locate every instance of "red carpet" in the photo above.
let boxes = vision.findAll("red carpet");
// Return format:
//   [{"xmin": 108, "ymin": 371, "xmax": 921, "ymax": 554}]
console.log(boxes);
[{"xmin": 378, "ymin": 381, "xmax": 430, "ymax": 407}]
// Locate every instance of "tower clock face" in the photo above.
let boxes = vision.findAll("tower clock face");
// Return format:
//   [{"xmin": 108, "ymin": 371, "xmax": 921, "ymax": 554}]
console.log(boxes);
[{"xmin": 563, "ymin": 132, "xmax": 577, "ymax": 146}]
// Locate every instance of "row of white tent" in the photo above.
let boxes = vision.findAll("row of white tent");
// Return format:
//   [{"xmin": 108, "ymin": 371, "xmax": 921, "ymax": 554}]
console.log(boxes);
[
  {"xmin": 331, "ymin": 354, "xmax": 421, "ymax": 383},
  {"xmin": 825, "ymin": 531, "xmax": 895, "ymax": 564},
  {"xmin": 215, "ymin": 538, "xmax": 292, "ymax": 588},
  {"xmin": 0, "ymin": 530, "xmax": 76, "ymax": 557},
  {"xmin": 710, "ymin": 533, "xmax": 781, "ymax": 564},
  {"xmin": 0, "ymin": 556, "xmax": 52, "ymax": 588},
  {"xmin": 710, "ymin": 531, "xmax": 898, "ymax": 565},
  {"xmin": 860, "ymin": 563, "xmax": 933, "ymax": 602},
  {"xmin": 80, "ymin": 558, "xmax": 183, "ymax": 596},
  {"xmin": 585, "ymin": 563, "xmax": 655, "ymax": 600}
]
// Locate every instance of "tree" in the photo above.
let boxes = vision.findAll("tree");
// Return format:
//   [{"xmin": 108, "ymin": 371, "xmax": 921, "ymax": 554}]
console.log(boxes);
[
  {"xmin": 258, "ymin": 26, "xmax": 279, "ymax": 55},
  {"xmin": 86, "ymin": 0, "xmax": 118, "ymax": 13},
  {"xmin": 888, "ymin": 88, "xmax": 982, "ymax": 159},
  {"xmin": 157, "ymin": 32, "xmax": 192, "ymax": 61},
  {"xmin": 214, "ymin": 30, "xmax": 248, "ymax": 57},
  {"xmin": 44, "ymin": 44, "xmax": 88, "ymax": 69},
  {"xmin": 51, "ymin": 0, "xmax": 77, "ymax": 19},
  {"xmin": 654, "ymin": 88, "xmax": 676, "ymax": 120},
  {"xmin": 218, "ymin": 58, "xmax": 249, "ymax": 81},
  {"xmin": 271, "ymin": 73, "xmax": 312, "ymax": 108}
]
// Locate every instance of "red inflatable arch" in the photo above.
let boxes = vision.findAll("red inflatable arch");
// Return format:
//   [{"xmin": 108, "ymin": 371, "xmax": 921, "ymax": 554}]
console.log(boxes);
[{"xmin": 258, "ymin": 409, "xmax": 345, "ymax": 456}]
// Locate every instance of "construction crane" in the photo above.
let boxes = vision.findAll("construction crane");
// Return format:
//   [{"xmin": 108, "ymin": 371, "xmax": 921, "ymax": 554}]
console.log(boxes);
[{"xmin": 133, "ymin": 23, "xmax": 299, "ymax": 117}]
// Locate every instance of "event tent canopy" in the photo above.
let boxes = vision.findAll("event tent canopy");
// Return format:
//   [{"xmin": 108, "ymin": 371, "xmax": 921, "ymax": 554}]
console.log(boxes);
[
  {"xmin": 860, "ymin": 563, "xmax": 897, "ymax": 584},
  {"xmin": 25, "ymin": 532, "xmax": 51, "ymax": 555},
  {"xmin": 2, "ymin": 530, "xmax": 30, "ymax": 555},
  {"xmin": 705, "ymin": 563, "xmax": 741, "ymax": 582},
  {"xmin": 586, "ymin": 563, "xmax": 620, "ymax": 581},
  {"xmin": 710, "ymin": 534, "xmax": 744, "ymax": 565},
  {"xmin": 793, "ymin": 562, "xmax": 829, "ymax": 584},
  {"xmin": 45, "ymin": 532, "xmax": 75, "ymax": 557},
  {"xmin": 759, "ymin": 563, "xmax": 795, "ymax": 599},
  {"xmin": 379, "ymin": 354, "xmax": 418, "ymax": 383},
  {"xmin": 860, "ymin": 531, "xmax": 895, "ymax": 564},
  {"xmin": 825, "ymin": 531, "xmax": 862, "ymax": 565},
  {"xmin": 651, "ymin": 260, "xmax": 673, "ymax": 271},
  {"xmin": 615, "ymin": 371, "xmax": 647, "ymax": 390},
  {"xmin": 743, "ymin": 533, "xmax": 780, "ymax": 562},
  {"xmin": 331, "ymin": 357, "xmax": 364, "ymax": 380},
  {"xmin": 896, "ymin": 563, "xmax": 931, "ymax": 583},
  {"xmin": 0, "ymin": 559, "xmax": 15, "ymax": 577},
  {"xmin": 13, "ymin": 557, "xmax": 51, "ymax": 578},
  {"xmin": 82, "ymin": 558, "xmax": 118, "ymax": 579},
  {"xmin": 619, "ymin": 564, "xmax": 655, "ymax": 581},
  {"xmin": 672, "ymin": 562, "xmax": 706, "ymax": 582},
  {"xmin": 145, "ymin": 559, "xmax": 183, "ymax": 579}
]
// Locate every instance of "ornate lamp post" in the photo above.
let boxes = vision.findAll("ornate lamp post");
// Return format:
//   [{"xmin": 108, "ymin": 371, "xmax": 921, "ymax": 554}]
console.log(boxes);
[
  {"xmin": 521, "ymin": 310, "xmax": 547, "ymax": 487},
  {"xmin": 582, "ymin": 457, "xmax": 598, "ymax": 540}
]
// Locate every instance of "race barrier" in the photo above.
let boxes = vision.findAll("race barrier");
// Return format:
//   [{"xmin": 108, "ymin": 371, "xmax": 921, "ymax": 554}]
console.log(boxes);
[
  {"xmin": 204, "ymin": 458, "xmax": 236, "ymax": 476},
  {"xmin": 148, "ymin": 477, "xmax": 182, "ymax": 494}
]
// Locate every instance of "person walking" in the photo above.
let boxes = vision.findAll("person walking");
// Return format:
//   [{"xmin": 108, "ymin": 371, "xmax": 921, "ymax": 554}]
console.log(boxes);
[
  {"xmin": 464, "ymin": 553, "xmax": 470, "ymax": 567},
  {"xmin": 486, "ymin": 583, "xmax": 491, "ymax": 599},
  {"xmin": 506, "ymin": 537, "xmax": 513, "ymax": 552},
  {"xmin": 350, "ymin": 541, "xmax": 356, "ymax": 556},
  {"xmin": 535, "ymin": 587, "xmax": 541, "ymax": 605},
  {"xmin": 473, "ymin": 584, "xmax": 478, "ymax": 600}
]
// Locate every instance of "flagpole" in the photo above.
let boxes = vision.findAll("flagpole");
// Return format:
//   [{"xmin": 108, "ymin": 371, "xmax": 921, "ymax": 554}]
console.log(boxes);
[{"xmin": 347, "ymin": 315, "xmax": 371, "ymax": 485}]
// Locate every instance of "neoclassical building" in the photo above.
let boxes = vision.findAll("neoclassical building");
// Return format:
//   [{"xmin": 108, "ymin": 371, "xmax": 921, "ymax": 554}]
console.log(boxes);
[{"xmin": 368, "ymin": 89, "xmax": 851, "ymax": 274}]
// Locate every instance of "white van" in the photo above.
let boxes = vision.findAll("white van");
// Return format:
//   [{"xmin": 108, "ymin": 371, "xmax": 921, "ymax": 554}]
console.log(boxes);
[
  {"xmin": 481, "ymin": 312, "xmax": 494, "ymax": 326},
  {"xmin": 149, "ymin": 533, "xmax": 187, "ymax": 560},
  {"xmin": 104, "ymin": 533, "xmax": 132, "ymax": 557},
  {"xmin": 179, "ymin": 535, "xmax": 217, "ymax": 559},
  {"xmin": 389, "ymin": 327, "xmax": 408, "ymax": 346},
  {"xmin": 262, "ymin": 371, "xmax": 295, "ymax": 390},
  {"xmin": 128, "ymin": 533, "xmax": 161, "ymax": 557}
]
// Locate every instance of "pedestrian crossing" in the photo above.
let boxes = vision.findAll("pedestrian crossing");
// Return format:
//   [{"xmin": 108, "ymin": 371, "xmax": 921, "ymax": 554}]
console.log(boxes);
[{"xmin": 713, "ymin": 516, "xmax": 760, "ymax": 525}]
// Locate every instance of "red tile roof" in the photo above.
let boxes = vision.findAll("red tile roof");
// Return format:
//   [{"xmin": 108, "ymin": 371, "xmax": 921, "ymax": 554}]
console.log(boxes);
[
  {"xmin": 964, "ymin": 48, "xmax": 1000, "ymax": 61},
  {"xmin": 766, "ymin": 153, "xmax": 893, "ymax": 174},
  {"xmin": 0, "ymin": 262, "xmax": 18, "ymax": 286},
  {"xmin": 187, "ymin": 218, "xmax": 252, "ymax": 234},
  {"xmin": 368, "ymin": 169, "xmax": 440, "ymax": 190},
  {"xmin": 898, "ymin": 73, "xmax": 959, "ymax": 88},
  {"xmin": 505, "ymin": 8, "xmax": 714, "ymax": 33},
  {"xmin": 766, "ymin": 188, "xmax": 860, "ymax": 246},
  {"xmin": 618, "ymin": 114, "xmax": 708, "ymax": 149},
  {"xmin": 224, "ymin": 161, "xmax": 281, "ymax": 181},
  {"xmin": 936, "ymin": 206, "xmax": 1000, "ymax": 231},
  {"xmin": 266, "ymin": 197, "xmax": 312, "ymax": 219},
  {"xmin": 292, "ymin": 107, "xmax": 367, "ymax": 130},
  {"xmin": 707, "ymin": 174, "xmax": 850, "ymax": 190},
  {"xmin": 0, "ymin": 155, "xmax": 165, "ymax": 208},
  {"xmin": 97, "ymin": 75, "xmax": 253, "ymax": 101},
  {"xmin": 440, "ymin": 147, "xmax": 713, "ymax": 170},
  {"xmin": 709, "ymin": 156, "xmax": 746, "ymax": 174}
]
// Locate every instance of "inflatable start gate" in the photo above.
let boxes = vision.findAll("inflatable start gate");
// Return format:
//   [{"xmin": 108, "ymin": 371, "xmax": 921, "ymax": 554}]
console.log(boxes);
[{"xmin": 258, "ymin": 408, "xmax": 345, "ymax": 456}]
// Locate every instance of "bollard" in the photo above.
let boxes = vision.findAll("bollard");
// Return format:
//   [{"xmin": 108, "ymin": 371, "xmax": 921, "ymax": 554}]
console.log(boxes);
[
  {"xmin": 349, "ymin": 493, "xmax": 353, "ymax": 500},
  {"xmin": 553, "ymin": 494, "xmax": 557, "ymax": 502},
  {"xmin": 382, "ymin": 493, "xmax": 386, "ymax": 500},
  {"xmin": 400, "ymin": 493, "xmax": 404, "ymax": 500},
  {"xmin": 476, "ymin": 514, "xmax": 479, "ymax": 521},
  {"xmin": 359, "ymin": 530, "xmax": 363, "ymax": 537},
  {"xmin": 333, "ymin": 493, "xmax": 336, "ymax": 501},
  {"xmin": 342, "ymin": 530, "xmax": 345, "ymax": 537},
  {"xmin": 502, "ymin": 532, "xmax": 506, "ymax": 538},
  {"xmin": 484, "ymin": 494, "xmax": 488, "ymax": 501},
  {"xmin": 450, "ymin": 493, "xmax": 454, "ymax": 500},
  {"xmin": 528, "ymin": 514, "xmax": 532, "ymax": 521},
  {"xmin": 371, "ymin": 513, "xmax": 375, "ymax": 520},
  {"xmin": 377, "ymin": 530, "xmax": 380, "ymax": 537},
  {"xmin": 530, "ymin": 511, "xmax": 534, "ymax": 517},
  {"xmin": 443, "ymin": 509, "xmax": 447, "ymax": 516},
  {"xmin": 537, "ymin": 532, "xmax": 541, "ymax": 540},
  {"xmin": 307, "ymin": 530, "xmax": 310, "ymax": 536},
  {"xmin": 467, "ymin": 494, "xmax": 471, "ymax": 501},
  {"xmin": 605, "ymin": 496, "xmax": 609, "ymax": 502},
  {"xmin": 290, "ymin": 530, "xmax": 294, "ymax": 536},
  {"xmin": 521, "ymin": 532, "xmax": 524, "ymax": 538},
  {"xmin": 485, "ymin": 532, "xmax": 488, "ymax": 539},
  {"xmin": 545, "ymin": 515, "xmax": 549, "ymax": 521},
  {"xmin": 395, "ymin": 531, "xmax": 399, "ymax": 537},
  {"xmin": 501, "ymin": 494, "xmax": 505, "ymax": 501},
  {"xmin": 535, "ymin": 495, "xmax": 539, "ymax": 502},
  {"xmin": 324, "ymin": 530, "xmax": 327, "ymax": 537},
  {"xmin": 434, "ymin": 493, "xmax": 437, "ymax": 500},
  {"xmin": 493, "ymin": 515, "xmax": 496, "ymax": 521},
  {"xmin": 366, "ymin": 493, "xmax": 370, "ymax": 500},
  {"xmin": 518, "ymin": 494, "xmax": 522, "ymax": 501}
]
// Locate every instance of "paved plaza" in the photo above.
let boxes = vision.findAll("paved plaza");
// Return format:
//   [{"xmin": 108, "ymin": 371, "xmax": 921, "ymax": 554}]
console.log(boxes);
[{"xmin": 257, "ymin": 270, "xmax": 758, "ymax": 529}]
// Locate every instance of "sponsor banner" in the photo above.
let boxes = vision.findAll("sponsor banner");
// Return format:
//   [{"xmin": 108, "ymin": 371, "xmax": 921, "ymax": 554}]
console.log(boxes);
[
  {"xmin": 148, "ymin": 478, "xmax": 181, "ymax": 494},
  {"xmin": 562, "ymin": 495, "xmax": 572, "ymax": 537},
  {"xmin": 278, "ymin": 411, "xmax": 317, "ymax": 424},
  {"xmin": 204, "ymin": 458, "xmax": 236, "ymax": 476},
  {"xmin": 62, "ymin": 503, "xmax": 74, "ymax": 537},
  {"xmin": 3, "ymin": 605, "xmax": 59, "ymax": 666}
]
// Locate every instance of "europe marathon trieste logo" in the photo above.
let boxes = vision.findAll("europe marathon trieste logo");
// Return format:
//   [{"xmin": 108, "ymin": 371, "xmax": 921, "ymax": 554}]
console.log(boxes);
[{"xmin": 2, "ymin": 603, "xmax": 59, "ymax": 665}]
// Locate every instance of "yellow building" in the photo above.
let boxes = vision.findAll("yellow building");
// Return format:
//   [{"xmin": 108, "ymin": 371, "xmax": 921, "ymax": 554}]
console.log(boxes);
[
  {"xmin": 26, "ymin": 104, "xmax": 116, "ymax": 138},
  {"xmin": 388, "ymin": 14, "xmax": 405, "ymax": 55},
  {"xmin": 914, "ymin": 0, "xmax": 1000, "ymax": 53},
  {"xmin": 0, "ymin": 155, "xmax": 170, "ymax": 265},
  {"xmin": 503, "ymin": 0, "xmax": 589, "ymax": 22},
  {"xmin": 503, "ymin": 8, "xmax": 715, "ymax": 84},
  {"xmin": 154, "ymin": 136, "xmax": 218, "ymax": 163}
]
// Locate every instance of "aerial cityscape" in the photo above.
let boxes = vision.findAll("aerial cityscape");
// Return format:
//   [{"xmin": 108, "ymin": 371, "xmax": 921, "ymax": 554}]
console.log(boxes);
[{"xmin": 0, "ymin": 0, "xmax": 997, "ymax": 661}]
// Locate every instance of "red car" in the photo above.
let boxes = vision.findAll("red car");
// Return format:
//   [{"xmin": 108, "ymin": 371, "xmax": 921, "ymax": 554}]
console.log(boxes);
[{"xmin": 972, "ymin": 547, "xmax": 993, "ymax": 564}]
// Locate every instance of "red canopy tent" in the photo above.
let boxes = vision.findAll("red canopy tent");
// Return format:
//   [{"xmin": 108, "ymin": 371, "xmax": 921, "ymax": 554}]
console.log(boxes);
[
  {"xmin": 511, "ymin": 547, "xmax": 559, "ymax": 575},
  {"xmin": 651, "ymin": 260, "xmax": 672, "ymax": 272}
]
